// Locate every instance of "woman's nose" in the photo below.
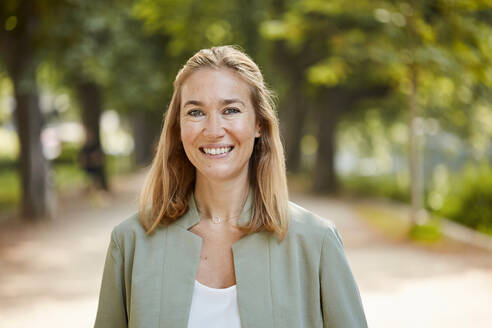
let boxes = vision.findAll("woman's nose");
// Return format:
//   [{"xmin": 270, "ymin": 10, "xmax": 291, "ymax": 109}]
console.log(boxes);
[{"xmin": 203, "ymin": 113, "xmax": 225, "ymax": 138}]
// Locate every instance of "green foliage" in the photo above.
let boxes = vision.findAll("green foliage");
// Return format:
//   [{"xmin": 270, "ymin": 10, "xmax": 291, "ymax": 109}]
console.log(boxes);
[
  {"xmin": 438, "ymin": 163, "xmax": 492, "ymax": 233},
  {"xmin": 340, "ymin": 174, "xmax": 410, "ymax": 202},
  {"xmin": 0, "ymin": 167, "xmax": 19, "ymax": 211},
  {"xmin": 52, "ymin": 142, "xmax": 79, "ymax": 165},
  {"xmin": 409, "ymin": 220, "xmax": 442, "ymax": 243},
  {"xmin": 0, "ymin": 145, "xmax": 134, "ymax": 212},
  {"xmin": 355, "ymin": 201, "xmax": 443, "ymax": 244},
  {"xmin": 0, "ymin": 162, "xmax": 87, "ymax": 212},
  {"xmin": 106, "ymin": 154, "xmax": 135, "ymax": 177},
  {"xmin": 53, "ymin": 163, "xmax": 88, "ymax": 192},
  {"xmin": 1, "ymin": 0, "xmax": 491, "ymax": 221},
  {"xmin": 354, "ymin": 202, "xmax": 411, "ymax": 240}
]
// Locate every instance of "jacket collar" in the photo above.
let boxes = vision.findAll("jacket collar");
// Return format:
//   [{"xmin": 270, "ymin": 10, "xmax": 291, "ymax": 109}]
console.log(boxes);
[
  {"xmin": 159, "ymin": 186, "xmax": 274, "ymax": 328},
  {"xmin": 175, "ymin": 187, "xmax": 254, "ymax": 230}
]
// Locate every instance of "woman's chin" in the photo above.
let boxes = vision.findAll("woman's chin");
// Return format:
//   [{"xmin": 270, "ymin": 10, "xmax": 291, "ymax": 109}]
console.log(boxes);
[{"xmin": 196, "ymin": 169, "xmax": 246, "ymax": 183}]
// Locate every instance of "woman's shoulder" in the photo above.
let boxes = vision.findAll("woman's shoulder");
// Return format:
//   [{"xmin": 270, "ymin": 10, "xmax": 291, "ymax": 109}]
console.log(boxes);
[
  {"xmin": 287, "ymin": 201, "xmax": 343, "ymax": 247},
  {"xmin": 113, "ymin": 212, "xmax": 144, "ymax": 234},
  {"xmin": 288, "ymin": 201, "xmax": 336, "ymax": 232},
  {"xmin": 110, "ymin": 212, "xmax": 149, "ymax": 246},
  {"xmin": 109, "ymin": 213, "xmax": 171, "ymax": 256}
]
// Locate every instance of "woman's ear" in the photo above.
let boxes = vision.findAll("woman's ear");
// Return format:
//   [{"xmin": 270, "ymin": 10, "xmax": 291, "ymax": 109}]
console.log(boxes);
[{"xmin": 255, "ymin": 121, "xmax": 261, "ymax": 138}]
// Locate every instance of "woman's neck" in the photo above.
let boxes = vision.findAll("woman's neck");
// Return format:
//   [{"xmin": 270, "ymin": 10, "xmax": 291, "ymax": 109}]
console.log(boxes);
[{"xmin": 193, "ymin": 173, "xmax": 250, "ymax": 221}]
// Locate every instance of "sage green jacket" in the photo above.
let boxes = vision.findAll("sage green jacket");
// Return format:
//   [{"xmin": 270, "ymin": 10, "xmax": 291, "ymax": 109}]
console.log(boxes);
[{"xmin": 94, "ymin": 190, "xmax": 368, "ymax": 328}]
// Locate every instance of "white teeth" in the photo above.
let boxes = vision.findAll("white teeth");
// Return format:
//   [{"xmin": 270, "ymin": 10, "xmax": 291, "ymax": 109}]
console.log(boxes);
[{"xmin": 203, "ymin": 147, "xmax": 232, "ymax": 155}]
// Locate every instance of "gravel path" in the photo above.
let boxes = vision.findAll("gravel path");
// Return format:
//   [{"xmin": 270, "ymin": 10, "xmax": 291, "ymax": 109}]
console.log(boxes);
[
  {"xmin": 291, "ymin": 193, "xmax": 492, "ymax": 328},
  {"xmin": 0, "ymin": 171, "xmax": 490, "ymax": 327}
]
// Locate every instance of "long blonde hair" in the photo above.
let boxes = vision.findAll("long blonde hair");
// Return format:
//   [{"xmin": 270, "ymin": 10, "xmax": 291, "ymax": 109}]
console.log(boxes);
[{"xmin": 139, "ymin": 45, "xmax": 289, "ymax": 239}]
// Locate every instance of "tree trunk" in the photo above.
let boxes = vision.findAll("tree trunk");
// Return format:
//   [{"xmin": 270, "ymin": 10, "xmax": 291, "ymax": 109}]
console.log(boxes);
[
  {"xmin": 272, "ymin": 44, "xmax": 307, "ymax": 173},
  {"xmin": 4, "ymin": 1, "xmax": 54, "ymax": 219},
  {"xmin": 288, "ymin": 74, "xmax": 309, "ymax": 173},
  {"xmin": 12, "ymin": 65, "xmax": 54, "ymax": 219},
  {"xmin": 313, "ymin": 89, "xmax": 342, "ymax": 194},
  {"xmin": 408, "ymin": 64, "xmax": 424, "ymax": 224},
  {"xmin": 313, "ymin": 85, "xmax": 390, "ymax": 194},
  {"xmin": 75, "ymin": 78, "xmax": 109, "ymax": 191},
  {"xmin": 130, "ymin": 110, "xmax": 161, "ymax": 166},
  {"xmin": 280, "ymin": 84, "xmax": 307, "ymax": 173},
  {"xmin": 76, "ymin": 79, "xmax": 103, "ymax": 150},
  {"xmin": 270, "ymin": 0, "xmax": 310, "ymax": 173}
]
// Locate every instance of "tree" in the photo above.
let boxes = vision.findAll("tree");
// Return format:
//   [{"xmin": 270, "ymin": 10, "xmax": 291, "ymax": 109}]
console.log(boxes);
[
  {"xmin": 0, "ymin": 0, "xmax": 55, "ymax": 219},
  {"xmin": 262, "ymin": 0, "xmax": 393, "ymax": 192},
  {"xmin": 366, "ymin": 0, "xmax": 492, "ymax": 223},
  {"xmin": 45, "ymin": 1, "xmax": 116, "ymax": 190}
]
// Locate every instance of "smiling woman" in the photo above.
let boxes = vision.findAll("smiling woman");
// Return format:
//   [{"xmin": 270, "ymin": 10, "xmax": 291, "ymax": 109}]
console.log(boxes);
[
  {"xmin": 94, "ymin": 45, "xmax": 368, "ymax": 328},
  {"xmin": 180, "ymin": 68, "xmax": 260, "ymax": 184}
]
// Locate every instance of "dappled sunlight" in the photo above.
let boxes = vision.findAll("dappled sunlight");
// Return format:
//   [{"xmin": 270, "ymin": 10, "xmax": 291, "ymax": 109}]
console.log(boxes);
[
  {"xmin": 0, "ymin": 298, "xmax": 98, "ymax": 328},
  {"xmin": 363, "ymin": 269, "xmax": 492, "ymax": 328},
  {"xmin": 1, "ymin": 0, "xmax": 492, "ymax": 326}
]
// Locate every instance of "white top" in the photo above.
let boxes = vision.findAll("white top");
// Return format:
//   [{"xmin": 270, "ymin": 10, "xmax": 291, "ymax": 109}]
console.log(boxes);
[{"xmin": 187, "ymin": 280, "xmax": 242, "ymax": 328}]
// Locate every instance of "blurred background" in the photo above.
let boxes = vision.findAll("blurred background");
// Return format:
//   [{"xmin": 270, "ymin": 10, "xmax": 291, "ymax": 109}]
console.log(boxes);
[{"xmin": 0, "ymin": 0, "xmax": 491, "ymax": 327}]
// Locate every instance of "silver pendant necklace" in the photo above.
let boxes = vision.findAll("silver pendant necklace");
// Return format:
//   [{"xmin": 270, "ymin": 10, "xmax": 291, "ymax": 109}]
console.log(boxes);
[
  {"xmin": 196, "ymin": 212, "xmax": 241, "ymax": 224},
  {"xmin": 211, "ymin": 215, "xmax": 237, "ymax": 224},
  {"xmin": 196, "ymin": 190, "xmax": 249, "ymax": 224}
]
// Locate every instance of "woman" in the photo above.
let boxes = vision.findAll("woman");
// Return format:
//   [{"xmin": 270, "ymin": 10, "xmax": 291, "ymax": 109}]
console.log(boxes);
[{"xmin": 94, "ymin": 45, "xmax": 367, "ymax": 328}]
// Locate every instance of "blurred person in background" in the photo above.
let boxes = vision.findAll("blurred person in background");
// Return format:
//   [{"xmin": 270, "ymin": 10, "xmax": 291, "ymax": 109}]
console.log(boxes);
[
  {"xmin": 78, "ymin": 129, "xmax": 109, "ymax": 192},
  {"xmin": 94, "ymin": 45, "xmax": 367, "ymax": 327}
]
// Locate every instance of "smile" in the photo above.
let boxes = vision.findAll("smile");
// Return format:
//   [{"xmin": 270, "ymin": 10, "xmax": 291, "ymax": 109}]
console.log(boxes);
[{"xmin": 199, "ymin": 146, "xmax": 234, "ymax": 157}]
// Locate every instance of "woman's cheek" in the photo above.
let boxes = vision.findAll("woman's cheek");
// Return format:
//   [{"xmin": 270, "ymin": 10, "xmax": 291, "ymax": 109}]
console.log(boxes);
[
  {"xmin": 180, "ymin": 122, "xmax": 200, "ymax": 145},
  {"xmin": 230, "ymin": 119, "xmax": 256, "ymax": 140}
]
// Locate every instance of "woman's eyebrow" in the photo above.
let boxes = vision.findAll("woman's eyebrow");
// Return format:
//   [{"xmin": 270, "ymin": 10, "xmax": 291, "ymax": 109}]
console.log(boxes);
[
  {"xmin": 183, "ymin": 100, "xmax": 203, "ymax": 107},
  {"xmin": 183, "ymin": 98, "xmax": 245, "ymax": 108},
  {"xmin": 220, "ymin": 98, "xmax": 245, "ymax": 106}
]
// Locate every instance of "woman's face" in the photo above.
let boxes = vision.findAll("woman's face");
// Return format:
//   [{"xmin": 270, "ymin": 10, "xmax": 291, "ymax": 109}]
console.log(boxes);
[{"xmin": 180, "ymin": 68, "xmax": 260, "ymax": 183}]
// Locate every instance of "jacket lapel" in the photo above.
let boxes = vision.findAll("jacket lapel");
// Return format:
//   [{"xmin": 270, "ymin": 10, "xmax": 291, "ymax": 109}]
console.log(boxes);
[
  {"xmin": 158, "ymin": 188, "xmax": 274, "ymax": 328},
  {"xmin": 233, "ymin": 188, "xmax": 275, "ymax": 326},
  {"xmin": 159, "ymin": 200, "xmax": 202, "ymax": 328},
  {"xmin": 233, "ymin": 232, "xmax": 275, "ymax": 327}
]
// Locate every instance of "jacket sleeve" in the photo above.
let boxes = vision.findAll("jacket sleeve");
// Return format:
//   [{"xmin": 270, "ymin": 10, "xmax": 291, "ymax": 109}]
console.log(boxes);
[
  {"xmin": 320, "ymin": 227, "xmax": 368, "ymax": 328},
  {"xmin": 94, "ymin": 229, "xmax": 128, "ymax": 328}
]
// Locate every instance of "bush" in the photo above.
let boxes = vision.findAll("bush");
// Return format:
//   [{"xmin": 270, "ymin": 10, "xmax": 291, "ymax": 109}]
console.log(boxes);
[
  {"xmin": 409, "ymin": 220, "xmax": 442, "ymax": 242},
  {"xmin": 0, "ymin": 168, "xmax": 19, "ymax": 211},
  {"xmin": 438, "ymin": 163, "xmax": 492, "ymax": 235},
  {"xmin": 52, "ymin": 142, "xmax": 80, "ymax": 165},
  {"xmin": 340, "ymin": 173, "xmax": 410, "ymax": 202}
]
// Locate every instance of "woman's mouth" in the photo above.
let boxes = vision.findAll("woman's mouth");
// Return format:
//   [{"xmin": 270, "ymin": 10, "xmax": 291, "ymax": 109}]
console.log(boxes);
[{"xmin": 199, "ymin": 146, "xmax": 234, "ymax": 158}]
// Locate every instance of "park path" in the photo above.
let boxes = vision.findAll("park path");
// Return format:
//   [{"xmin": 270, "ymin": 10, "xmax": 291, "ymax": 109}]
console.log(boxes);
[
  {"xmin": 0, "ymin": 170, "xmax": 491, "ymax": 328},
  {"xmin": 291, "ymin": 194, "xmax": 492, "ymax": 328}
]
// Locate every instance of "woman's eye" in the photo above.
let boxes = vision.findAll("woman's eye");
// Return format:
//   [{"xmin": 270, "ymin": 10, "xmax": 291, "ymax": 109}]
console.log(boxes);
[
  {"xmin": 224, "ymin": 107, "xmax": 240, "ymax": 114},
  {"xmin": 187, "ymin": 109, "xmax": 204, "ymax": 117}
]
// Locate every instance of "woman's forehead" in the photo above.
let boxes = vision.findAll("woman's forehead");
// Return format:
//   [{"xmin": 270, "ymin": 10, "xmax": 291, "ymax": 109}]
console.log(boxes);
[{"xmin": 180, "ymin": 68, "xmax": 252, "ymax": 106}]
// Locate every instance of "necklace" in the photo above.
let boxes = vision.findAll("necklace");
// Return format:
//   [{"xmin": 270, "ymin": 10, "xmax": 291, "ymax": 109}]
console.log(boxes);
[
  {"xmin": 198, "ymin": 213, "xmax": 241, "ymax": 224},
  {"xmin": 195, "ymin": 189, "xmax": 249, "ymax": 225}
]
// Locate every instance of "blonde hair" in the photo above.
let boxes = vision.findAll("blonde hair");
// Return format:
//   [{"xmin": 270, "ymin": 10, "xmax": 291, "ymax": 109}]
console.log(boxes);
[{"xmin": 139, "ymin": 45, "xmax": 289, "ymax": 239}]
